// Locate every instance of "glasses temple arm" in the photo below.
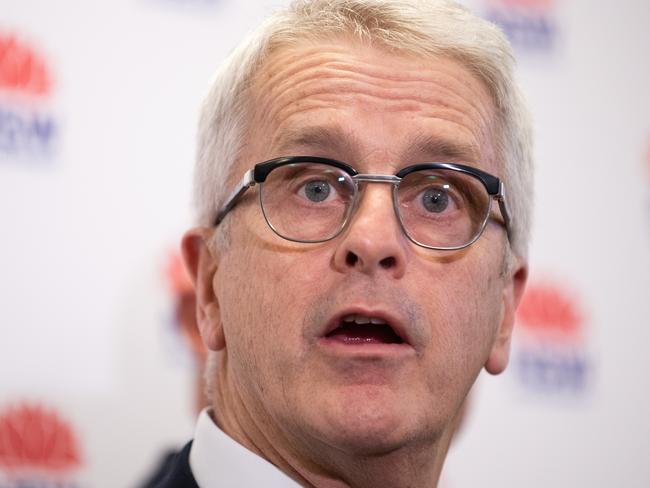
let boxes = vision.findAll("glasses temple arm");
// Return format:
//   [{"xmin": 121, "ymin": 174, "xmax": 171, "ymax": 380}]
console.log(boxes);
[
  {"xmin": 214, "ymin": 170, "xmax": 256, "ymax": 226},
  {"xmin": 495, "ymin": 181, "xmax": 514, "ymax": 244}
]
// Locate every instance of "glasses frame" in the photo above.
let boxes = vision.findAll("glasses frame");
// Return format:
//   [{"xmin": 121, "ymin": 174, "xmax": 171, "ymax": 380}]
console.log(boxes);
[{"xmin": 213, "ymin": 156, "xmax": 512, "ymax": 251}]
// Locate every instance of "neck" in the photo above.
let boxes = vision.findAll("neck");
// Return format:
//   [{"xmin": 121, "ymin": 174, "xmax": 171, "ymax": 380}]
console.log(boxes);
[
  {"xmin": 211, "ymin": 352, "xmax": 456, "ymax": 488},
  {"xmin": 298, "ymin": 441, "xmax": 452, "ymax": 488}
]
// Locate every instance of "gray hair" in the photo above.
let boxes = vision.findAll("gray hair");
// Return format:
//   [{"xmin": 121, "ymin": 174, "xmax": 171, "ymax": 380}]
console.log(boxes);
[{"xmin": 193, "ymin": 0, "xmax": 533, "ymax": 258}]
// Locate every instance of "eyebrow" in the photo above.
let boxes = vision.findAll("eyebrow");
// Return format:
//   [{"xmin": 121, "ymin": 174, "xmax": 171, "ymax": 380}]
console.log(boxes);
[
  {"xmin": 405, "ymin": 134, "xmax": 480, "ymax": 164},
  {"xmin": 271, "ymin": 126, "xmax": 479, "ymax": 164},
  {"xmin": 271, "ymin": 125, "xmax": 358, "ymax": 156}
]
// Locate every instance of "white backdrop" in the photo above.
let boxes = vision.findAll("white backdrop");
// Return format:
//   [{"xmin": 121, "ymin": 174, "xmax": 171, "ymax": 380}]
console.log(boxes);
[{"xmin": 1, "ymin": 0, "xmax": 649, "ymax": 486}]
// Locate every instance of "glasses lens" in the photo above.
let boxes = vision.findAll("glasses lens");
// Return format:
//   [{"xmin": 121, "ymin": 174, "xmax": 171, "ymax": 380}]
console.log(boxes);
[
  {"xmin": 260, "ymin": 162, "xmax": 356, "ymax": 242},
  {"xmin": 396, "ymin": 168, "xmax": 490, "ymax": 249}
]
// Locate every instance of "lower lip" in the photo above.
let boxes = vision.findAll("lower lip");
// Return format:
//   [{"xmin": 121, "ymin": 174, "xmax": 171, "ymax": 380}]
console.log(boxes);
[{"xmin": 317, "ymin": 336, "xmax": 415, "ymax": 357}]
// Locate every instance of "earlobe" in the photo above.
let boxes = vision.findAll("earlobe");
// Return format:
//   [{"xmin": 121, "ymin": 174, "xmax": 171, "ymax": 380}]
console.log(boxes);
[
  {"xmin": 484, "ymin": 257, "xmax": 528, "ymax": 375},
  {"xmin": 181, "ymin": 227, "xmax": 226, "ymax": 352}
]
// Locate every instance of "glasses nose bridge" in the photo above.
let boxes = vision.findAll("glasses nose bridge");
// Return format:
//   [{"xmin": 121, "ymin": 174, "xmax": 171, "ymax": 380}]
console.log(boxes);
[
  {"xmin": 347, "ymin": 173, "xmax": 402, "ymax": 228},
  {"xmin": 350, "ymin": 173, "xmax": 401, "ymax": 207},
  {"xmin": 352, "ymin": 173, "xmax": 402, "ymax": 186}
]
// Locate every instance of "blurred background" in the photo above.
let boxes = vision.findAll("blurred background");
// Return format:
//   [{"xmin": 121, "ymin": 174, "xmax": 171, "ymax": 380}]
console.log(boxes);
[{"xmin": 1, "ymin": 0, "xmax": 649, "ymax": 486}]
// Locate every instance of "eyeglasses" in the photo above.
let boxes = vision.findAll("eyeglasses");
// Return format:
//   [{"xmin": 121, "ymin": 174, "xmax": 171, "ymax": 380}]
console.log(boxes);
[{"xmin": 214, "ymin": 156, "xmax": 512, "ymax": 251}]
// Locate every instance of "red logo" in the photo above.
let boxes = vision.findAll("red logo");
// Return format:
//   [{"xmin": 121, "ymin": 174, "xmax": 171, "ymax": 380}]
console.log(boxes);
[
  {"xmin": 516, "ymin": 282, "xmax": 583, "ymax": 341},
  {"xmin": 0, "ymin": 33, "xmax": 52, "ymax": 97},
  {"xmin": 513, "ymin": 279, "xmax": 590, "ymax": 393},
  {"xmin": 0, "ymin": 403, "xmax": 81, "ymax": 473},
  {"xmin": 0, "ymin": 31, "xmax": 57, "ymax": 158}
]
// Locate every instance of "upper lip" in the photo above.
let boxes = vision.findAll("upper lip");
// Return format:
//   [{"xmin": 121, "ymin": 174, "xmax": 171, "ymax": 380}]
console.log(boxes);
[{"xmin": 322, "ymin": 306, "xmax": 412, "ymax": 345}]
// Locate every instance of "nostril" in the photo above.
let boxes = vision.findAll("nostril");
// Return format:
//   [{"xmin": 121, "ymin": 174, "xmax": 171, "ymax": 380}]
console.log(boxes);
[
  {"xmin": 346, "ymin": 251, "xmax": 358, "ymax": 267},
  {"xmin": 379, "ymin": 257, "xmax": 396, "ymax": 269}
]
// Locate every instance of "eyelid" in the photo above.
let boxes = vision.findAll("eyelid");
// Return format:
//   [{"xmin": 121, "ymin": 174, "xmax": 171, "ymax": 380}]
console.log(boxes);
[
  {"xmin": 401, "ymin": 178, "xmax": 460, "ymax": 199},
  {"xmin": 400, "ymin": 171, "xmax": 484, "ymax": 207}
]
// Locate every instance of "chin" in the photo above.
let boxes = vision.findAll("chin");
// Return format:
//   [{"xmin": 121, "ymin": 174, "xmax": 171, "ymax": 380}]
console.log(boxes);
[
  {"xmin": 328, "ymin": 427, "xmax": 410, "ymax": 456},
  {"xmin": 307, "ymin": 385, "xmax": 428, "ymax": 455}
]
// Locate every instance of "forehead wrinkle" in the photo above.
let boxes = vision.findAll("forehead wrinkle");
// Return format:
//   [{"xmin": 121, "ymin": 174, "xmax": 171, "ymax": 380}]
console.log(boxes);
[
  {"xmin": 323, "ymin": 59, "xmax": 492, "ymax": 125},
  {"xmin": 256, "ymin": 73, "xmax": 488, "ymax": 152},
  {"xmin": 257, "ymin": 59, "xmax": 489, "ymax": 124},
  {"xmin": 250, "ymin": 42, "xmax": 497, "ymax": 170},
  {"xmin": 256, "ymin": 44, "xmax": 494, "ymax": 127},
  {"xmin": 262, "ymin": 42, "xmax": 482, "ymax": 94}
]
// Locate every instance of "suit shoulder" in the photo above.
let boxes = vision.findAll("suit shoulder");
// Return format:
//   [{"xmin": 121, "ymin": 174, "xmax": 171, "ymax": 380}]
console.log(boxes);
[{"xmin": 150, "ymin": 441, "xmax": 199, "ymax": 488}]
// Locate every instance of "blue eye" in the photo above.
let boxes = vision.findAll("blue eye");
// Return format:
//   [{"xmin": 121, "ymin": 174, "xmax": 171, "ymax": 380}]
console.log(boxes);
[
  {"xmin": 422, "ymin": 187, "xmax": 449, "ymax": 213},
  {"xmin": 304, "ymin": 180, "xmax": 331, "ymax": 202}
]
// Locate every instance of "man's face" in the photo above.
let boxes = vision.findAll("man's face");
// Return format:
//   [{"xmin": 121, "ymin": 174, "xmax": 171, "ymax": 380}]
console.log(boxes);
[{"xmin": 191, "ymin": 40, "xmax": 525, "ymax": 458}]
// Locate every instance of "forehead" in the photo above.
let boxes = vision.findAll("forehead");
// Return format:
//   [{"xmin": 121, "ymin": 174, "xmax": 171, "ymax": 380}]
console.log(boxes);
[{"xmin": 245, "ymin": 38, "xmax": 498, "ymax": 174}]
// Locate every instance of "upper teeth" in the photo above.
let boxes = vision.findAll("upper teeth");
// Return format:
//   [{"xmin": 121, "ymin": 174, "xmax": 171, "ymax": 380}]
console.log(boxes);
[{"xmin": 342, "ymin": 314, "xmax": 387, "ymax": 325}]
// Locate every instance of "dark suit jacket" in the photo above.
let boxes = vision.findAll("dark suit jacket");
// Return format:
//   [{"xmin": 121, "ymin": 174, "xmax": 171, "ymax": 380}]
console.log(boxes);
[{"xmin": 146, "ymin": 441, "xmax": 199, "ymax": 488}]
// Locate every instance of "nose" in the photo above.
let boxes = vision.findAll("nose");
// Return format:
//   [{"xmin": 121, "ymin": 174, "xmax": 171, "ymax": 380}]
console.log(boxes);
[{"xmin": 332, "ymin": 185, "xmax": 408, "ymax": 279}]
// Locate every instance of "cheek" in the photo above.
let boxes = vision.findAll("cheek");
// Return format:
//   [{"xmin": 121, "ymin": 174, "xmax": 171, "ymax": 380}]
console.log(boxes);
[
  {"xmin": 420, "ymin": 253, "xmax": 504, "ymax": 381},
  {"xmin": 215, "ymin": 233, "xmax": 333, "ymax": 389}
]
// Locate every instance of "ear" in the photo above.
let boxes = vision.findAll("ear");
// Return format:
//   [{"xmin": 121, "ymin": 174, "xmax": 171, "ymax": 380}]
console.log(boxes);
[
  {"xmin": 181, "ymin": 227, "xmax": 226, "ymax": 352},
  {"xmin": 484, "ymin": 256, "xmax": 528, "ymax": 375},
  {"xmin": 177, "ymin": 292, "xmax": 209, "ymax": 362}
]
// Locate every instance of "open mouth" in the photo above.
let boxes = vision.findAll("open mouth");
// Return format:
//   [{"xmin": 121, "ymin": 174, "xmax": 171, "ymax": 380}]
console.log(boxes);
[{"xmin": 325, "ymin": 314, "xmax": 405, "ymax": 345}]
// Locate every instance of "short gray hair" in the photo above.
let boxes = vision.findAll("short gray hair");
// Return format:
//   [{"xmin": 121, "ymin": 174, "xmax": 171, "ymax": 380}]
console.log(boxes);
[{"xmin": 194, "ymin": 0, "xmax": 533, "ymax": 258}]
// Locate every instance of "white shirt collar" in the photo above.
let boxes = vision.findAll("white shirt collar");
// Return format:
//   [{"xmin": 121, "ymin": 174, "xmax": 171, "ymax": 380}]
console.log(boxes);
[{"xmin": 189, "ymin": 407, "xmax": 302, "ymax": 487}]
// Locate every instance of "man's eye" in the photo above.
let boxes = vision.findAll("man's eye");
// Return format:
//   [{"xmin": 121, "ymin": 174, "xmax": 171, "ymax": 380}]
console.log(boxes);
[
  {"xmin": 302, "ymin": 180, "xmax": 331, "ymax": 202},
  {"xmin": 421, "ymin": 187, "xmax": 451, "ymax": 213}
]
